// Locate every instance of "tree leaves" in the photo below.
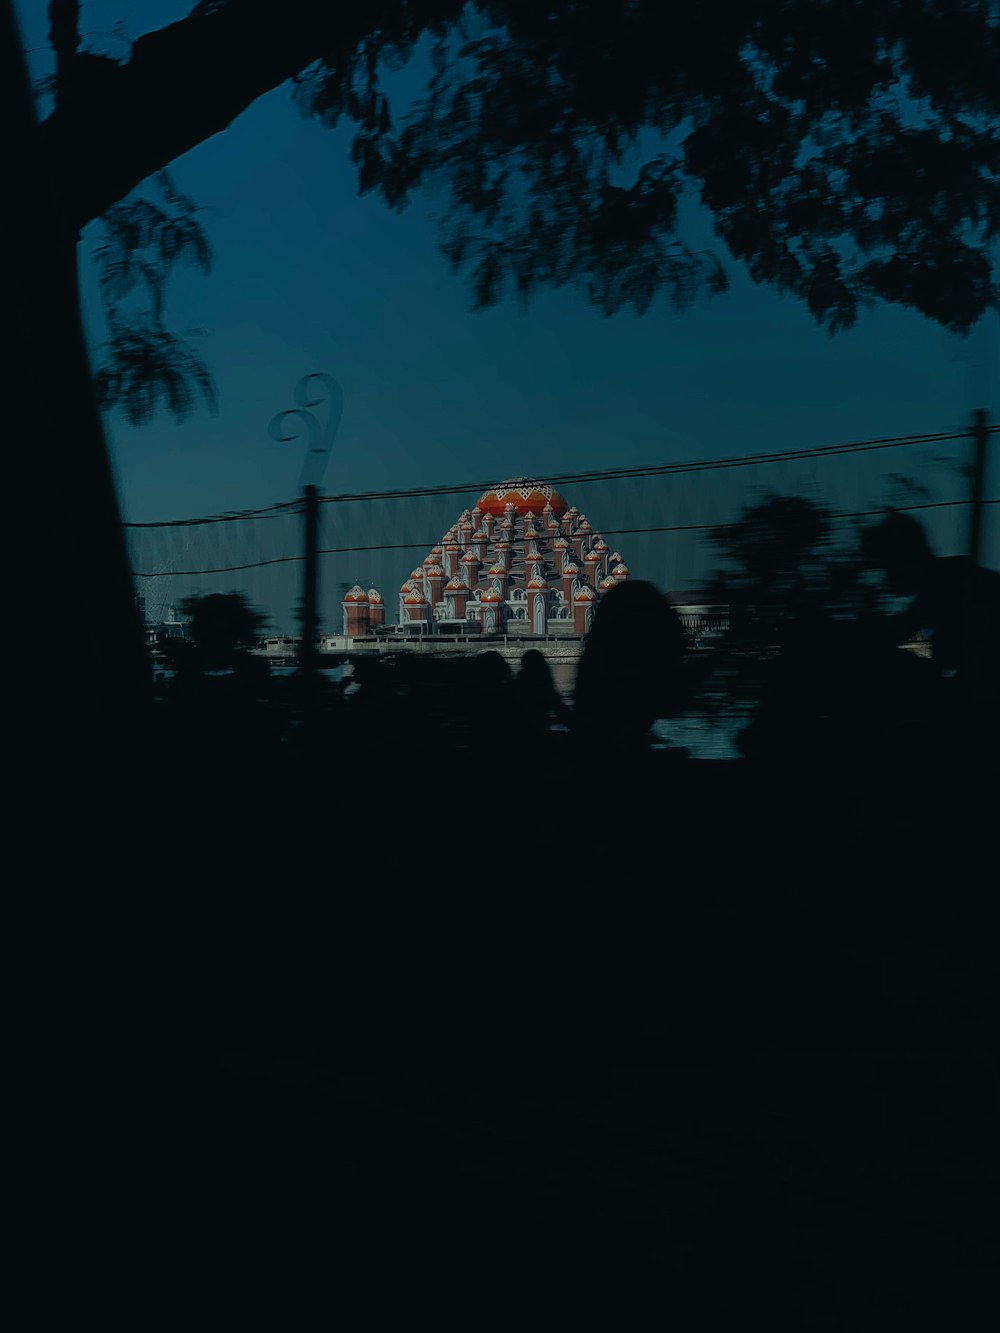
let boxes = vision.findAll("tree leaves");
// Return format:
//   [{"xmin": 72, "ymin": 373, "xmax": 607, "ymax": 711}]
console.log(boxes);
[
  {"xmin": 93, "ymin": 171, "xmax": 216, "ymax": 426},
  {"xmin": 293, "ymin": 0, "xmax": 1000, "ymax": 331}
]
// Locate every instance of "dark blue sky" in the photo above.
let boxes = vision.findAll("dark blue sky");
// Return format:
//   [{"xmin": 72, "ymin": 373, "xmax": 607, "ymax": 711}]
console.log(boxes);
[{"xmin": 18, "ymin": 2, "xmax": 999, "ymax": 539}]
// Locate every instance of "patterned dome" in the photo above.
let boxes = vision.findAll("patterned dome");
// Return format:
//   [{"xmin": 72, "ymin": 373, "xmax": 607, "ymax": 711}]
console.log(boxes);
[
  {"xmin": 367, "ymin": 587, "xmax": 384, "ymax": 605},
  {"xmin": 477, "ymin": 479, "xmax": 569, "ymax": 518},
  {"xmin": 343, "ymin": 584, "xmax": 368, "ymax": 602}
]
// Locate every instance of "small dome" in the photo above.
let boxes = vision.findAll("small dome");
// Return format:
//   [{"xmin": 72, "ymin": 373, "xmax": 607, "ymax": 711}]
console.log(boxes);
[
  {"xmin": 343, "ymin": 584, "xmax": 368, "ymax": 602},
  {"xmin": 612, "ymin": 562, "xmax": 630, "ymax": 577},
  {"xmin": 403, "ymin": 590, "xmax": 428, "ymax": 605},
  {"xmin": 593, "ymin": 537, "xmax": 608, "ymax": 551},
  {"xmin": 527, "ymin": 571, "xmax": 548, "ymax": 589},
  {"xmin": 367, "ymin": 587, "xmax": 384, "ymax": 604},
  {"xmin": 574, "ymin": 583, "xmax": 596, "ymax": 601},
  {"xmin": 563, "ymin": 561, "xmax": 580, "ymax": 576},
  {"xmin": 445, "ymin": 576, "xmax": 464, "ymax": 591},
  {"xmin": 600, "ymin": 575, "xmax": 617, "ymax": 589},
  {"xmin": 461, "ymin": 551, "xmax": 480, "ymax": 563},
  {"xmin": 584, "ymin": 549, "xmax": 600, "ymax": 562},
  {"xmin": 481, "ymin": 588, "xmax": 504, "ymax": 603}
]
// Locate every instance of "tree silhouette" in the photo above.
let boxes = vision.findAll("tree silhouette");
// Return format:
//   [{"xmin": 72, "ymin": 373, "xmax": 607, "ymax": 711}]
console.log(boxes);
[
  {"xmin": 12, "ymin": 1, "xmax": 999, "ymax": 723},
  {"xmin": 171, "ymin": 592, "xmax": 267, "ymax": 670},
  {"xmin": 36, "ymin": 1, "xmax": 1000, "ymax": 365}
]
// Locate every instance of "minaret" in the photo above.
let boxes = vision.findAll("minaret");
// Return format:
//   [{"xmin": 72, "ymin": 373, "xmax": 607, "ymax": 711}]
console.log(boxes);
[
  {"xmin": 445, "ymin": 575, "xmax": 469, "ymax": 621},
  {"xmin": 573, "ymin": 580, "xmax": 596, "ymax": 636},
  {"xmin": 342, "ymin": 584, "xmax": 370, "ymax": 636},
  {"xmin": 584, "ymin": 548, "xmax": 601, "ymax": 590},
  {"xmin": 527, "ymin": 568, "xmax": 548, "ymax": 635},
  {"xmin": 426, "ymin": 562, "xmax": 446, "ymax": 608}
]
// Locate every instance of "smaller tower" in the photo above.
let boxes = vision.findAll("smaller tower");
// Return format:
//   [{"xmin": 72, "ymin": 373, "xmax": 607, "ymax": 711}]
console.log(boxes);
[{"xmin": 343, "ymin": 584, "xmax": 370, "ymax": 636}]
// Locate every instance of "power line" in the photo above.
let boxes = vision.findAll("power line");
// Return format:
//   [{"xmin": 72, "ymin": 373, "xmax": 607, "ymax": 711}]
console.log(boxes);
[
  {"xmin": 124, "ymin": 499, "xmax": 300, "ymax": 529},
  {"xmin": 122, "ymin": 422, "xmax": 998, "ymax": 528},
  {"xmin": 131, "ymin": 497, "xmax": 997, "ymax": 578},
  {"xmin": 317, "ymin": 425, "xmax": 998, "ymax": 507}
]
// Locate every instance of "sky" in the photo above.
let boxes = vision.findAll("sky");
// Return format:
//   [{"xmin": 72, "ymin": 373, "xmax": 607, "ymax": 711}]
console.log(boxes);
[{"xmin": 17, "ymin": 0, "xmax": 999, "ymax": 606}]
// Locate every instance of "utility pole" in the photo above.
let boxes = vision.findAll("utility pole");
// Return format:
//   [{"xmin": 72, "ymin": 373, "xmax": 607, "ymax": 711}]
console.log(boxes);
[
  {"xmin": 967, "ymin": 407, "xmax": 988, "ymax": 567},
  {"xmin": 300, "ymin": 483, "xmax": 319, "ymax": 673},
  {"xmin": 269, "ymin": 374, "xmax": 344, "ymax": 741}
]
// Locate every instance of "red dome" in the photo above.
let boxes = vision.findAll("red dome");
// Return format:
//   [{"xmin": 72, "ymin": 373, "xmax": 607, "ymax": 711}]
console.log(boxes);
[{"xmin": 477, "ymin": 480, "xmax": 568, "ymax": 518}]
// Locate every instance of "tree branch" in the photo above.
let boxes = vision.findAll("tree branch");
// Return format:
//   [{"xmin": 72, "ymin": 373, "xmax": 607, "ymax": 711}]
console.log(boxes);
[{"xmin": 37, "ymin": 0, "xmax": 394, "ymax": 231}]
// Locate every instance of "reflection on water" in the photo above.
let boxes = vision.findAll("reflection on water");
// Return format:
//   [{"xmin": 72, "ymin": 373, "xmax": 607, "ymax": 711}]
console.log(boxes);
[{"xmin": 653, "ymin": 714, "xmax": 747, "ymax": 761}]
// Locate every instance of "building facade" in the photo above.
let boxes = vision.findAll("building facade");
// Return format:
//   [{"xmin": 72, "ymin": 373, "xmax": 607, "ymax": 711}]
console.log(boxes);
[{"xmin": 363, "ymin": 479, "xmax": 634, "ymax": 638}]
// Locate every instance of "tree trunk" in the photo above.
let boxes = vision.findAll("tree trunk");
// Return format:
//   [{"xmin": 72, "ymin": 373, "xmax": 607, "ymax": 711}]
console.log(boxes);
[{"xmin": 5, "ymin": 0, "xmax": 150, "ymax": 765}]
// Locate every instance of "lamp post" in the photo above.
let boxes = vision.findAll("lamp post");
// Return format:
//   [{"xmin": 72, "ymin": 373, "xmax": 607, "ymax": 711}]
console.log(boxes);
[{"xmin": 268, "ymin": 373, "xmax": 344, "ymax": 672}]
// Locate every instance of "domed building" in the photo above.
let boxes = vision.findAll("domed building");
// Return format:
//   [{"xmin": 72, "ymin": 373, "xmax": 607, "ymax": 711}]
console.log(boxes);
[{"xmin": 393, "ymin": 479, "xmax": 631, "ymax": 638}]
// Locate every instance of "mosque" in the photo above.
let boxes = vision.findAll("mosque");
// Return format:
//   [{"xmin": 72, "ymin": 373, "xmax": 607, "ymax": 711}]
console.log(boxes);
[{"xmin": 339, "ymin": 480, "xmax": 632, "ymax": 639}]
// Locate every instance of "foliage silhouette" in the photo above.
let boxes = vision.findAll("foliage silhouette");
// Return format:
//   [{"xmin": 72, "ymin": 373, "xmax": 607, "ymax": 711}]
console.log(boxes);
[
  {"xmin": 862, "ymin": 508, "xmax": 1000, "ymax": 675},
  {"xmin": 91, "ymin": 171, "xmax": 216, "ymax": 425},
  {"xmin": 33, "ymin": 2, "xmax": 1000, "ymax": 428},
  {"xmin": 166, "ymin": 591, "xmax": 268, "ymax": 669}
]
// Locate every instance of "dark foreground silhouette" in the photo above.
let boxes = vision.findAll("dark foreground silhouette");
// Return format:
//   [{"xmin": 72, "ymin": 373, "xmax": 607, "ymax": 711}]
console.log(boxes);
[{"xmin": 55, "ymin": 569, "xmax": 997, "ymax": 1327}]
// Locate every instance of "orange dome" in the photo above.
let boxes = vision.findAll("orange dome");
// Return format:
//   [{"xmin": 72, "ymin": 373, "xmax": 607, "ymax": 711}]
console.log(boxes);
[
  {"xmin": 343, "ymin": 584, "xmax": 368, "ymax": 602},
  {"xmin": 367, "ymin": 587, "xmax": 384, "ymax": 604},
  {"xmin": 477, "ymin": 480, "xmax": 568, "ymax": 518}
]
